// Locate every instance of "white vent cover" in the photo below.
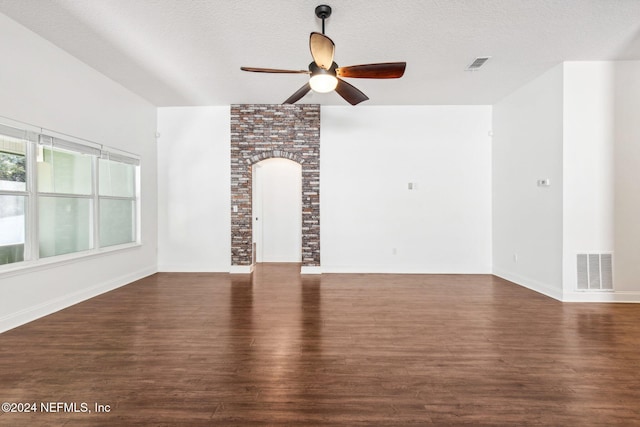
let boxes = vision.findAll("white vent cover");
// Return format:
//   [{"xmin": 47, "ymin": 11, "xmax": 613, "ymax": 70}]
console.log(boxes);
[
  {"xmin": 466, "ymin": 57, "xmax": 491, "ymax": 71},
  {"xmin": 577, "ymin": 253, "xmax": 613, "ymax": 291}
]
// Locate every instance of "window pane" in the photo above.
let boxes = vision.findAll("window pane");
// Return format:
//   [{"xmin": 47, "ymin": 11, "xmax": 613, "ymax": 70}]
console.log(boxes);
[
  {"xmin": 99, "ymin": 159, "xmax": 135, "ymax": 197},
  {"xmin": 0, "ymin": 195, "xmax": 25, "ymax": 265},
  {"xmin": 0, "ymin": 137, "xmax": 27, "ymax": 192},
  {"xmin": 100, "ymin": 199, "xmax": 135, "ymax": 247},
  {"xmin": 37, "ymin": 147, "xmax": 92, "ymax": 194},
  {"xmin": 39, "ymin": 196, "xmax": 92, "ymax": 258}
]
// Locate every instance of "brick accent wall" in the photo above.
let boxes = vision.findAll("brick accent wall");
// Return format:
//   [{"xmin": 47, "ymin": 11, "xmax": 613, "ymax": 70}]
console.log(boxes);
[{"xmin": 230, "ymin": 104, "xmax": 320, "ymax": 267}]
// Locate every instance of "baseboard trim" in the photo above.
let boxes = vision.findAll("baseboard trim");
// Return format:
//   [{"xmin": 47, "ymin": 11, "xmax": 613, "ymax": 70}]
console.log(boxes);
[
  {"xmin": 300, "ymin": 266, "xmax": 322, "ymax": 275},
  {"xmin": 493, "ymin": 269, "xmax": 640, "ymax": 303},
  {"xmin": 158, "ymin": 264, "xmax": 230, "ymax": 272},
  {"xmin": 0, "ymin": 265, "xmax": 157, "ymax": 334},
  {"xmin": 322, "ymin": 265, "xmax": 492, "ymax": 274},
  {"xmin": 562, "ymin": 290, "xmax": 640, "ymax": 303},
  {"xmin": 229, "ymin": 265, "xmax": 254, "ymax": 274},
  {"xmin": 492, "ymin": 269, "xmax": 563, "ymax": 301}
]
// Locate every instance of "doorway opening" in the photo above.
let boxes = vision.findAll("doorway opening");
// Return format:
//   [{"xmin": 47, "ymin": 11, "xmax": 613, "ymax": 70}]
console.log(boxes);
[{"xmin": 252, "ymin": 158, "xmax": 302, "ymax": 263}]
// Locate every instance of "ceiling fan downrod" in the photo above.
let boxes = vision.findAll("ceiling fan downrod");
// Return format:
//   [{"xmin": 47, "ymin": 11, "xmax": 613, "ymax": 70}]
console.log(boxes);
[{"xmin": 315, "ymin": 4, "xmax": 332, "ymax": 35}]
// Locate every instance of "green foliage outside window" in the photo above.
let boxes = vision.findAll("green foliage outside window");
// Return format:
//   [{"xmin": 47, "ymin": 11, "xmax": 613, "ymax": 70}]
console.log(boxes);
[{"xmin": 0, "ymin": 151, "xmax": 26, "ymax": 183}]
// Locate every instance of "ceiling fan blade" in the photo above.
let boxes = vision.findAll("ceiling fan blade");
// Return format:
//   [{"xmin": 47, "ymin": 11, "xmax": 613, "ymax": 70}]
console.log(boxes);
[
  {"xmin": 335, "ymin": 78, "xmax": 369, "ymax": 105},
  {"xmin": 309, "ymin": 32, "xmax": 335, "ymax": 70},
  {"xmin": 283, "ymin": 82, "xmax": 312, "ymax": 104},
  {"xmin": 337, "ymin": 62, "xmax": 406, "ymax": 79},
  {"xmin": 241, "ymin": 67, "xmax": 310, "ymax": 74}
]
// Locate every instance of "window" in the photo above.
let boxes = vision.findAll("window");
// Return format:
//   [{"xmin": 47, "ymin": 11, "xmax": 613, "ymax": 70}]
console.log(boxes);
[
  {"xmin": 38, "ymin": 142, "xmax": 94, "ymax": 258},
  {"xmin": 0, "ymin": 127, "xmax": 30, "ymax": 266},
  {"xmin": 99, "ymin": 157, "xmax": 138, "ymax": 247},
  {"xmin": 0, "ymin": 120, "xmax": 140, "ymax": 271}
]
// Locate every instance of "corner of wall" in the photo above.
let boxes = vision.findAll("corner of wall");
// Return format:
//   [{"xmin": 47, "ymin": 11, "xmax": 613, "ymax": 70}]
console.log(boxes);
[{"xmin": 491, "ymin": 64, "xmax": 564, "ymax": 298}]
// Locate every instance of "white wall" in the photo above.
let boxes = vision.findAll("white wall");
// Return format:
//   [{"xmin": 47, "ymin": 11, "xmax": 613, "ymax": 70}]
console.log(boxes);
[
  {"xmin": 562, "ymin": 62, "xmax": 615, "ymax": 297},
  {"xmin": 321, "ymin": 106, "xmax": 492, "ymax": 273},
  {"xmin": 158, "ymin": 105, "xmax": 492, "ymax": 274},
  {"xmin": 155, "ymin": 66, "xmax": 636, "ymax": 294},
  {"xmin": 554, "ymin": 61, "xmax": 640, "ymax": 300},
  {"xmin": 492, "ymin": 64, "xmax": 564, "ymax": 299},
  {"xmin": 494, "ymin": 61, "xmax": 640, "ymax": 302},
  {"xmin": 614, "ymin": 61, "xmax": 640, "ymax": 293},
  {"xmin": 0, "ymin": 13, "xmax": 157, "ymax": 332},
  {"xmin": 157, "ymin": 107, "xmax": 230, "ymax": 271}
]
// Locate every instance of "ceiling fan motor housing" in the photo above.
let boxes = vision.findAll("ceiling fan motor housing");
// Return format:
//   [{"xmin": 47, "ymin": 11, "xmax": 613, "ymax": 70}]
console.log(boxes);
[{"xmin": 309, "ymin": 61, "xmax": 338, "ymax": 76}]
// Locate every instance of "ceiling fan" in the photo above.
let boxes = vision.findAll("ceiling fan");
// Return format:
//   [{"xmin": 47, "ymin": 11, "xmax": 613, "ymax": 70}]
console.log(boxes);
[{"xmin": 241, "ymin": 4, "xmax": 406, "ymax": 105}]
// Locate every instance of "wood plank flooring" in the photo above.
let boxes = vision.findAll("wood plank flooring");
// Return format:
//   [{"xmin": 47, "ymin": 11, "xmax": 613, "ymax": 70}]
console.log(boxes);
[{"xmin": 1, "ymin": 263, "xmax": 639, "ymax": 425}]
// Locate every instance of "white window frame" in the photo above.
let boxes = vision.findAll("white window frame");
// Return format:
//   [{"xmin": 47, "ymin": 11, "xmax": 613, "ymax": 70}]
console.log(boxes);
[
  {"xmin": 98, "ymin": 151, "xmax": 141, "ymax": 248},
  {"xmin": 0, "ymin": 117, "xmax": 141, "ymax": 277}
]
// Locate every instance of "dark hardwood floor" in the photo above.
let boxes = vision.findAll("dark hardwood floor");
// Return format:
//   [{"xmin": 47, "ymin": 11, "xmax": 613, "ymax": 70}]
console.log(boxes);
[{"xmin": 1, "ymin": 263, "xmax": 639, "ymax": 426}]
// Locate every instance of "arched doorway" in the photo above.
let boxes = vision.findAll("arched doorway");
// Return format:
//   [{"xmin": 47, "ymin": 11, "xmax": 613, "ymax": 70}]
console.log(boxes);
[{"xmin": 252, "ymin": 158, "xmax": 302, "ymax": 263}]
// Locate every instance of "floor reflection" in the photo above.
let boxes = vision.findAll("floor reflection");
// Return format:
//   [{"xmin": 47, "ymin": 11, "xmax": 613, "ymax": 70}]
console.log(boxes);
[
  {"xmin": 301, "ymin": 275, "xmax": 322, "ymax": 354},
  {"xmin": 230, "ymin": 273, "xmax": 254, "ymax": 332},
  {"xmin": 576, "ymin": 312, "xmax": 615, "ymax": 344}
]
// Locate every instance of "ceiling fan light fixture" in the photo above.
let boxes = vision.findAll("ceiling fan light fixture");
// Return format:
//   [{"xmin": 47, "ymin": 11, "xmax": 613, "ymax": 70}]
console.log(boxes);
[
  {"xmin": 309, "ymin": 73, "xmax": 338, "ymax": 93},
  {"xmin": 308, "ymin": 60, "xmax": 338, "ymax": 93}
]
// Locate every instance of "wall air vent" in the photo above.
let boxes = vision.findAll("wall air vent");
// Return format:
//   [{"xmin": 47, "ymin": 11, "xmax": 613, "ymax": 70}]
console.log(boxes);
[
  {"xmin": 465, "ymin": 57, "xmax": 491, "ymax": 71},
  {"xmin": 576, "ymin": 253, "xmax": 613, "ymax": 291}
]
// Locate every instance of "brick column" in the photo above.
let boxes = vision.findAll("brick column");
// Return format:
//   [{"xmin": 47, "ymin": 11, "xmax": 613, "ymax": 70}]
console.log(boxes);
[{"xmin": 230, "ymin": 104, "xmax": 320, "ymax": 267}]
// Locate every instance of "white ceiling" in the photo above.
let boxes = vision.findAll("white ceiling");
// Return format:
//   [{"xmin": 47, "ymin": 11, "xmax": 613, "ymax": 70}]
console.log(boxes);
[{"xmin": 1, "ymin": 0, "xmax": 639, "ymax": 106}]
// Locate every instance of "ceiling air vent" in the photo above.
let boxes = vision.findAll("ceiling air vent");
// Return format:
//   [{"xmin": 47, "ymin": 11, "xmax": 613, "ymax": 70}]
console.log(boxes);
[{"xmin": 465, "ymin": 57, "xmax": 491, "ymax": 71}]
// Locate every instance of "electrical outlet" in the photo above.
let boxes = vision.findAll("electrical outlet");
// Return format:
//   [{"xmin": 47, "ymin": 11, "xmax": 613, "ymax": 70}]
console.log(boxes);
[{"xmin": 513, "ymin": 253, "xmax": 518, "ymax": 263}]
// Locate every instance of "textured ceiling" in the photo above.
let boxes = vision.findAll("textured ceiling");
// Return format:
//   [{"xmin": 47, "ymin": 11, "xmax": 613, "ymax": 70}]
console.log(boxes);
[{"xmin": 1, "ymin": 0, "xmax": 639, "ymax": 106}]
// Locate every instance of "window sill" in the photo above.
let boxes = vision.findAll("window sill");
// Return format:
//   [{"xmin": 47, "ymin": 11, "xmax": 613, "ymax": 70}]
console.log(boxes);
[{"xmin": 0, "ymin": 242, "xmax": 143, "ymax": 279}]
